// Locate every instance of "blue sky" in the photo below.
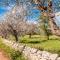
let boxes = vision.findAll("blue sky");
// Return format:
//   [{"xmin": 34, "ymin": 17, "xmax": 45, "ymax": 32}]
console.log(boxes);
[
  {"xmin": 0, "ymin": 0, "xmax": 60, "ymax": 26},
  {"xmin": 0, "ymin": 7, "xmax": 7, "ymax": 15},
  {"xmin": 0, "ymin": 3, "xmax": 40, "ymax": 21}
]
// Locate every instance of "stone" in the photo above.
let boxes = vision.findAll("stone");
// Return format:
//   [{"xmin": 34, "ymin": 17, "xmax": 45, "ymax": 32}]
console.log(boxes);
[
  {"xmin": 2, "ymin": 39, "xmax": 59, "ymax": 60},
  {"xmin": 37, "ymin": 51, "xmax": 42, "ymax": 55},
  {"xmin": 49, "ymin": 54, "xmax": 58, "ymax": 60},
  {"xmin": 30, "ymin": 48, "xmax": 38, "ymax": 54},
  {"xmin": 37, "ymin": 51, "xmax": 42, "ymax": 59},
  {"xmin": 42, "ymin": 51, "xmax": 51, "ymax": 59},
  {"xmin": 23, "ymin": 46, "xmax": 32, "ymax": 54},
  {"xmin": 40, "ymin": 58, "xmax": 47, "ymax": 60},
  {"xmin": 37, "ymin": 54, "xmax": 42, "ymax": 59},
  {"xmin": 29, "ymin": 54, "xmax": 39, "ymax": 60},
  {"xmin": 24, "ymin": 46, "xmax": 31, "ymax": 51},
  {"xmin": 18, "ymin": 45, "xmax": 25, "ymax": 52},
  {"xmin": 23, "ymin": 51, "xmax": 29, "ymax": 57},
  {"xmin": 12, "ymin": 43, "xmax": 19, "ymax": 51},
  {"xmin": 57, "ymin": 57, "xmax": 60, "ymax": 60}
]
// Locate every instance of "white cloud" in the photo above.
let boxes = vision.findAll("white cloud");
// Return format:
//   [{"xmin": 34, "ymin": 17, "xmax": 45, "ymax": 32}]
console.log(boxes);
[
  {"xmin": 55, "ymin": 12, "xmax": 60, "ymax": 16},
  {"xmin": 55, "ymin": 12, "xmax": 60, "ymax": 26}
]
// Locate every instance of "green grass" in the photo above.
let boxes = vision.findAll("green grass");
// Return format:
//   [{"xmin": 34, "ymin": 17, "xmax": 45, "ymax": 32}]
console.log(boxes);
[
  {"xmin": 19, "ymin": 35, "xmax": 60, "ymax": 55},
  {"xmin": 5, "ymin": 35, "xmax": 60, "ymax": 55},
  {"xmin": 0, "ymin": 37, "xmax": 26, "ymax": 60},
  {"xmin": 2, "ymin": 34, "xmax": 60, "ymax": 59}
]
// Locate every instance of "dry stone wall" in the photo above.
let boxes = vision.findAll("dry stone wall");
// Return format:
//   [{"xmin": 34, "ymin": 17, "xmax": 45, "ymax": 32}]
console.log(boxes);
[{"xmin": 2, "ymin": 39, "xmax": 60, "ymax": 60}]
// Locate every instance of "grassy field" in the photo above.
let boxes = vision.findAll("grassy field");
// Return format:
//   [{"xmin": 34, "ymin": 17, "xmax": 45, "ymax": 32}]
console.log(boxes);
[
  {"xmin": 4, "ymin": 35, "xmax": 60, "ymax": 55},
  {"xmin": 0, "ymin": 37, "xmax": 26, "ymax": 60},
  {"xmin": 19, "ymin": 35, "xmax": 60, "ymax": 55}
]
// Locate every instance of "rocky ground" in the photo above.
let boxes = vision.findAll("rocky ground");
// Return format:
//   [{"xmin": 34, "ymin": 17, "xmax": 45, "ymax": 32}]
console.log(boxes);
[{"xmin": 2, "ymin": 39, "xmax": 60, "ymax": 60}]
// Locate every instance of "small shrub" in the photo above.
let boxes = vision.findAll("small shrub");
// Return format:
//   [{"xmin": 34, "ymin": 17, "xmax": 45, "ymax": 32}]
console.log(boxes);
[{"xmin": 10, "ymin": 51, "xmax": 21, "ymax": 60}]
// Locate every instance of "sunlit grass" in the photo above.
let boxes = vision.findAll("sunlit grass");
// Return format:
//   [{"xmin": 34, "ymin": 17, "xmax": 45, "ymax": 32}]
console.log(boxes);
[
  {"xmin": 6, "ymin": 35, "xmax": 60, "ymax": 55},
  {"xmin": 20, "ymin": 35, "xmax": 60, "ymax": 55}
]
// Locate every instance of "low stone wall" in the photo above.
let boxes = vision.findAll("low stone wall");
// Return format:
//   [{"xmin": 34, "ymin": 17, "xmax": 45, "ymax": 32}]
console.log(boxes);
[{"xmin": 2, "ymin": 39, "xmax": 60, "ymax": 60}]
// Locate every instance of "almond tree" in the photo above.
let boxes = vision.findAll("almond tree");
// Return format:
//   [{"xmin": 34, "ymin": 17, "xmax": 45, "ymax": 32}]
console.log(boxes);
[
  {"xmin": 0, "ymin": 21, "xmax": 8, "ymax": 38},
  {"xmin": 5, "ymin": 11, "xmax": 27, "ymax": 42},
  {"xmin": 3, "ymin": 0, "xmax": 28, "ymax": 42},
  {"xmin": 26, "ymin": 23, "xmax": 37, "ymax": 38}
]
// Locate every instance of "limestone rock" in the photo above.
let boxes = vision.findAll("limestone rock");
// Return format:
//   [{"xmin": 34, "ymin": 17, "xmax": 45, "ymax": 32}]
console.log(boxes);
[
  {"xmin": 42, "ymin": 51, "xmax": 51, "ymax": 59},
  {"xmin": 18, "ymin": 45, "xmax": 25, "ymax": 52},
  {"xmin": 37, "ymin": 51, "xmax": 42, "ymax": 59},
  {"xmin": 2, "ymin": 39, "xmax": 60, "ymax": 60},
  {"xmin": 57, "ymin": 57, "xmax": 60, "ymax": 60},
  {"xmin": 37, "ymin": 51, "xmax": 42, "ymax": 55},
  {"xmin": 49, "ymin": 54, "xmax": 58, "ymax": 60},
  {"xmin": 29, "ymin": 54, "xmax": 39, "ymax": 60},
  {"xmin": 40, "ymin": 58, "xmax": 47, "ymax": 60},
  {"xmin": 30, "ymin": 48, "xmax": 38, "ymax": 54},
  {"xmin": 12, "ymin": 43, "xmax": 19, "ymax": 50}
]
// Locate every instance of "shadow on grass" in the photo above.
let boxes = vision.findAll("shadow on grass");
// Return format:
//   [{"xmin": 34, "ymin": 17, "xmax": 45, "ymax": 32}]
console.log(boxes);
[
  {"xmin": 21, "ymin": 40, "xmax": 47, "ymax": 44},
  {"xmin": 29, "ymin": 40, "xmax": 47, "ymax": 44},
  {"xmin": 20, "ymin": 36, "xmax": 60, "ymax": 44}
]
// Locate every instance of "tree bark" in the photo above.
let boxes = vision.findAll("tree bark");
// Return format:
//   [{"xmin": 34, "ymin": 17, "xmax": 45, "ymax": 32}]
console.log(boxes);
[
  {"xmin": 14, "ymin": 34, "xmax": 18, "ymax": 42},
  {"xmin": 13, "ymin": 30, "xmax": 18, "ymax": 42},
  {"xmin": 29, "ymin": 34, "xmax": 31, "ymax": 38}
]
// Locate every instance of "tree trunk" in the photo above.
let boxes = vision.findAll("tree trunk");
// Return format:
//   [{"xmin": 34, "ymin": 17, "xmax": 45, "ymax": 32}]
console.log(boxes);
[
  {"xmin": 46, "ymin": 33, "xmax": 49, "ymax": 40},
  {"xmin": 14, "ymin": 34, "xmax": 18, "ymax": 42},
  {"xmin": 44, "ymin": 25, "xmax": 50, "ymax": 40},
  {"xmin": 29, "ymin": 34, "xmax": 31, "ymax": 38},
  {"xmin": 48, "ymin": 0, "xmax": 60, "ymax": 36},
  {"xmin": 40, "ymin": 14, "xmax": 49, "ymax": 40},
  {"xmin": 13, "ymin": 30, "xmax": 18, "ymax": 42}
]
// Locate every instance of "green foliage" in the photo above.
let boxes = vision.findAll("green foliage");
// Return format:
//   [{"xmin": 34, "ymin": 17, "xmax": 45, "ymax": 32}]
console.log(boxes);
[{"xmin": 10, "ymin": 51, "xmax": 25, "ymax": 60}]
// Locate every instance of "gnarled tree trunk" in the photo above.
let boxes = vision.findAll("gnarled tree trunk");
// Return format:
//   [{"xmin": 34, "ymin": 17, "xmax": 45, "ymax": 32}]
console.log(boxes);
[
  {"xmin": 35, "ymin": 0, "xmax": 60, "ymax": 36},
  {"xmin": 48, "ymin": 0, "xmax": 60, "ymax": 36}
]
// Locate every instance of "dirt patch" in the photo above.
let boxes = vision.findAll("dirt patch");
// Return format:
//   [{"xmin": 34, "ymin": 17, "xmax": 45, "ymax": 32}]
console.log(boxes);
[{"xmin": 0, "ymin": 49, "xmax": 11, "ymax": 60}]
